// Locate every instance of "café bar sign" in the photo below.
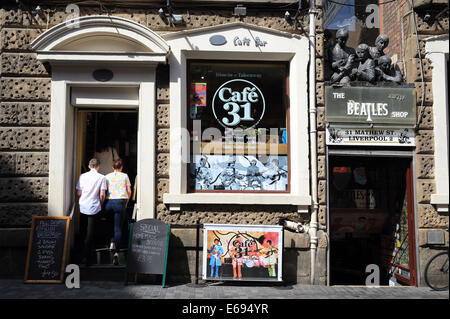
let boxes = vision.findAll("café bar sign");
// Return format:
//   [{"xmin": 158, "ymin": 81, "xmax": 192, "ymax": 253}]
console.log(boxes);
[
  {"xmin": 326, "ymin": 127, "xmax": 415, "ymax": 147},
  {"xmin": 325, "ymin": 86, "xmax": 416, "ymax": 125}
]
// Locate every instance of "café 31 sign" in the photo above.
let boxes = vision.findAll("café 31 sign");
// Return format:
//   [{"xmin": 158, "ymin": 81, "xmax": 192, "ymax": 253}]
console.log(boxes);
[{"xmin": 325, "ymin": 86, "xmax": 416, "ymax": 125}]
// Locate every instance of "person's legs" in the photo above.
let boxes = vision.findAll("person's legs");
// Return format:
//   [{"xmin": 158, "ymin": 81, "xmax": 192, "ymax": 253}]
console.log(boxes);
[
  {"xmin": 82, "ymin": 214, "xmax": 96, "ymax": 265},
  {"xmin": 112, "ymin": 200, "xmax": 126, "ymax": 254}
]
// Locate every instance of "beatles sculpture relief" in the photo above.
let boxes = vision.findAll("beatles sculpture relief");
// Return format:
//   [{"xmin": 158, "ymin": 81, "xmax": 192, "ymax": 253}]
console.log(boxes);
[{"xmin": 327, "ymin": 29, "xmax": 404, "ymax": 85}]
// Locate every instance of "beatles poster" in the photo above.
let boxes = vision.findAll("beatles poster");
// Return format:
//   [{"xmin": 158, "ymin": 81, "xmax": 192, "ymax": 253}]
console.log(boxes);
[
  {"xmin": 190, "ymin": 155, "xmax": 288, "ymax": 191},
  {"xmin": 202, "ymin": 224, "xmax": 283, "ymax": 282}
]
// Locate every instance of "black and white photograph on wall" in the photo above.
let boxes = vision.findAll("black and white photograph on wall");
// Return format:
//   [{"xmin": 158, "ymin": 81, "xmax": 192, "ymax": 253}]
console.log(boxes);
[{"xmin": 190, "ymin": 155, "xmax": 288, "ymax": 191}]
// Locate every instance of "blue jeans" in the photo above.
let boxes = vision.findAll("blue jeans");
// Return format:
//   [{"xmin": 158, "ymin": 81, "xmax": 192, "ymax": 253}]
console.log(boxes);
[{"xmin": 105, "ymin": 199, "xmax": 127, "ymax": 253}]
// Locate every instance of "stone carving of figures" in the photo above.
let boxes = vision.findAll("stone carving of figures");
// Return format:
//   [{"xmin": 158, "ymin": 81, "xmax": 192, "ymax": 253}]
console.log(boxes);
[
  {"xmin": 375, "ymin": 55, "xmax": 403, "ymax": 83},
  {"xmin": 369, "ymin": 34, "xmax": 389, "ymax": 65},
  {"xmin": 329, "ymin": 29, "xmax": 356, "ymax": 84},
  {"xmin": 351, "ymin": 44, "xmax": 376, "ymax": 83}
]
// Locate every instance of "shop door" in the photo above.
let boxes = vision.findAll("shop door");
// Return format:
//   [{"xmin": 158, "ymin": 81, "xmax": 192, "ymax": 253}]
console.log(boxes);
[
  {"xmin": 74, "ymin": 110, "xmax": 138, "ymax": 255},
  {"xmin": 329, "ymin": 156, "xmax": 417, "ymax": 286}
]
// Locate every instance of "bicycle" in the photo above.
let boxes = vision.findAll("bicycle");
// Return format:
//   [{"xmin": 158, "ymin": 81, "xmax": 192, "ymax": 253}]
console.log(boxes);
[{"xmin": 424, "ymin": 230, "xmax": 449, "ymax": 291}]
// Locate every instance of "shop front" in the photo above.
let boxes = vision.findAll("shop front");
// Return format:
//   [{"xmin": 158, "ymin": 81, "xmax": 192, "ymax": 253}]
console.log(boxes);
[{"xmin": 325, "ymin": 85, "xmax": 419, "ymax": 286}]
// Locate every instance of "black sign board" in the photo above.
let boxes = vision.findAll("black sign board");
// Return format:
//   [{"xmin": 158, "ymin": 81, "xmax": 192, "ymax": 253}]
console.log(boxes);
[
  {"xmin": 125, "ymin": 219, "xmax": 170, "ymax": 286},
  {"xmin": 325, "ymin": 86, "xmax": 416, "ymax": 125},
  {"xmin": 24, "ymin": 216, "xmax": 70, "ymax": 283}
]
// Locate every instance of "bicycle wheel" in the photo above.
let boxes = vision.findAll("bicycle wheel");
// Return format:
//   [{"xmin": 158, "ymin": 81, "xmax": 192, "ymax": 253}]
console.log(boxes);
[{"xmin": 424, "ymin": 251, "xmax": 449, "ymax": 291}]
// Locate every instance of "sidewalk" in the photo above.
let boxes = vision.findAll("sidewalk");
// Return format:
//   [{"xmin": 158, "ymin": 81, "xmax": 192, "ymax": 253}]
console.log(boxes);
[{"xmin": 0, "ymin": 279, "xmax": 448, "ymax": 299}]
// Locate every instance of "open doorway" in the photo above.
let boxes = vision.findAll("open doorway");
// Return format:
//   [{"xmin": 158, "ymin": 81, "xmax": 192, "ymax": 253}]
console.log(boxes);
[
  {"xmin": 74, "ymin": 110, "xmax": 138, "ymax": 263},
  {"xmin": 329, "ymin": 156, "xmax": 417, "ymax": 286}
]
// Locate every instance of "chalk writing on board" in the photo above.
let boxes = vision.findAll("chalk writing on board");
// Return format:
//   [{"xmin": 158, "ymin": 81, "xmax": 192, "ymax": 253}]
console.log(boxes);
[{"xmin": 25, "ymin": 217, "xmax": 70, "ymax": 283}]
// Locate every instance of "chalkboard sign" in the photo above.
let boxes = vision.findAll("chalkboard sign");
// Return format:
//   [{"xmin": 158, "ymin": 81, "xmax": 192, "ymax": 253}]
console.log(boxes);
[
  {"xmin": 24, "ymin": 216, "xmax": 70, "ymax": 283},
  {"xmin": 125, "ymin": 219, "xmax": 170, "ymax": 286}
]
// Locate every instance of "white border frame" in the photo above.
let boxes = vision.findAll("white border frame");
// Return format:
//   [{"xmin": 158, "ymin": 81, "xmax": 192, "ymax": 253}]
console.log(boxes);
[
  {"xmin": 425, "ymin": 35, "xmax": 449, "ymax": 213},
  {"xmin": 31, "ymin": 16, "xmax": 170, "ymax": 220},
  {"xmin": 162, "ymin": 22, "xmax": 311, "ymax": 212},
  {"xmin": 202, "ymin": 223, "xmax": 283, "ymax": 282}
]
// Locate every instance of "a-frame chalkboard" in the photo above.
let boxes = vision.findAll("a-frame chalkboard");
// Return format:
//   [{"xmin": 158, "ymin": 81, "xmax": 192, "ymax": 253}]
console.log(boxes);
[
  {"xmin": 125, "ymin": 219, "xmax": 170, "ymax": 287},
  {"xmin": 24, "ymin": 216, "xmax": 71, "ymax": 283}
]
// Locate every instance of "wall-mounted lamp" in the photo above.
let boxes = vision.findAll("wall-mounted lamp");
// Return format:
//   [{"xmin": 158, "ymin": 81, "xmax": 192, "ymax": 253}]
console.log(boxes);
[
  {"xmin": 284, "ymin": 11, "xmax": 291, "ymax": 22},
  {"xmin": 158, "ymin": 7, "xmax": 184, "ymax": 25}
]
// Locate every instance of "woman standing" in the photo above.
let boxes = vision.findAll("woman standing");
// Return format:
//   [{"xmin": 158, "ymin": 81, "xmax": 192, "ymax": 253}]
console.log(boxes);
[{"xmin": 105, "ymin": 158, "xmax": 131, "ymax": 265}]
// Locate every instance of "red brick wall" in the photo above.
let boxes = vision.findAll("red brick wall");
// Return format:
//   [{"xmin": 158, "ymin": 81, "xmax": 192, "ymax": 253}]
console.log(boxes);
[{"xmin": 380, "ymin": 0, "xmax": 409, "ymax": 58}]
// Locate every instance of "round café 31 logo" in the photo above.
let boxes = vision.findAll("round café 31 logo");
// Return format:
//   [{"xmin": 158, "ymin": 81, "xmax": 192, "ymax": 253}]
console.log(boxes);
[{"xmin": 212, "ymin": 79, "xmax": 265, "ymax": 129}]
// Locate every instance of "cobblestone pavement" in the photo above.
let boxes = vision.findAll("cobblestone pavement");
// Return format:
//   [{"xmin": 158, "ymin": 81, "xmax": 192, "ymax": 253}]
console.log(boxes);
[{"xmin": 0, "ymin": 279, "xmax": 448, "ymax": 299}]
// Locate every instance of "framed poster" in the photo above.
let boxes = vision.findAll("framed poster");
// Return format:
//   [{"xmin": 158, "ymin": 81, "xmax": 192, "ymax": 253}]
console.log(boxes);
[{"xmin": 202, "ymin": 224, "xmax": 283, "ymax": 282}]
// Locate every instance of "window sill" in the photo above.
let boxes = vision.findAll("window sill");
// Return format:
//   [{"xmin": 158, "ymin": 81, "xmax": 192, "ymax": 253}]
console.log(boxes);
[
  {"xmin": 163, "ymin": 193, "xmax": 311, "ymax": 212},
  {"xmin": 430, "ymin": 194, "xmax": 449, "ymax": 213}
]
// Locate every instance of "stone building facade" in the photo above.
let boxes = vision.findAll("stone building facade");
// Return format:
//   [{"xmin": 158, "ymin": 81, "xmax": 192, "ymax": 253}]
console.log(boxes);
[{"xmin": 0, "ymin": 0, "xmax": 448, "ymax": 286}]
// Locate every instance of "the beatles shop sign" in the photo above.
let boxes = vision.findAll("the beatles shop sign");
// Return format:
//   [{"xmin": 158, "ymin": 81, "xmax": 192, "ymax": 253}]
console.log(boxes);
[{"xmin": 325, "ymin": 86, "xmax": 416, "ymax": 125}]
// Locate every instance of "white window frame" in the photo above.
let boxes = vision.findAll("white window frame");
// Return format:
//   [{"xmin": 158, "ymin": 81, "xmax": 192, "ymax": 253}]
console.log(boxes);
[{"xmin": 162, "ymin": 22, "xmax": 312, "ymax": 213}]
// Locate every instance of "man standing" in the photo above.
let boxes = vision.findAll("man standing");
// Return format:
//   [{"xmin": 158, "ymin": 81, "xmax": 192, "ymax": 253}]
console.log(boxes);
[{"xmin": 76, "ymin": 158, "xmax": 107, "ymax": 266}]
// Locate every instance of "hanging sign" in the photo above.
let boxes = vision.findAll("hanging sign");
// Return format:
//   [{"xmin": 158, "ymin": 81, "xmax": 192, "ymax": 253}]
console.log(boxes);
[
  {"xmin": 325, "ymin": 86, "xmax": 416, "ymax": 125},
  {"xmin": 326, "ymin": 127, "xmax": 415, "ymax": 146},
  {"xmin": 202, "ymin": 224, "xmax": 283, "ymax": 282}
]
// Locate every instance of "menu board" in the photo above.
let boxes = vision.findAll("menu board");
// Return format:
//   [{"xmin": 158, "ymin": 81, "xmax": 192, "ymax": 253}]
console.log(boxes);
[
  {"xmin": 24, "ymin": 216, "xmax": 70, "ymax": 283},
  {"xmin": 127, "ymin": 219, "xmax": 170, "ymax": 276}
]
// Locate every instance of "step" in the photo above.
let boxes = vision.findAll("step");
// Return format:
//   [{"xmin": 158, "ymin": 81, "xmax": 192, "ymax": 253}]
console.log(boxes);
[
  {"xmin": 94, "ymin": 248, "xmax": 127, "ymax": 265},
  {"xmin": 79, "ymin": 264, "xmax": 126, "ymax": 282}
]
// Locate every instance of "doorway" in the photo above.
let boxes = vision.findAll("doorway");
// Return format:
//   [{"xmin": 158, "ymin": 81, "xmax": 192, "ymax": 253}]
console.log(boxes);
[
  {"xmin": 329, "ymin": 156, "xmax": 417, "ymax": 286},
  {"xmin": 74, "ymin": 110, "xmax": 138, "ymax": 261}
]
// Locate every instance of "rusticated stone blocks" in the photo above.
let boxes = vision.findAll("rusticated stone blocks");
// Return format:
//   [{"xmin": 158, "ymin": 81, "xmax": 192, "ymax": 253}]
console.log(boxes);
[
  {"xmin": 157, "ymin": 88, "xmax": 170, "ymax": 101},
  {"xmin": 316, "ymin": 82, "xmax": 324, "ymax": 106},
  {"xmin": 156, "ymin": 104, "xmax": 169, "ymax": 128},
  {"xmin": 316, "ymin": 106, "xmax": 325, "ymax": 130},
  {"xmin": 1, "ymin": 78, "xmax": 51, "ymax": 101},
  {"xmin": 0, "ymin": 152, "xmax": 48, "ymax": 176},
  {"xmin": 415, "ymin": 11, "xmax": 449, "ymax": 34},
  {"xmin": 416, "ymin": 181, "xmax": 436, "ymax": 203},
  {"xmin": 1, "ymin": 28, "xmax": 42, "ymax": 51},
  {"xmin": 156, "ymin": 129, "xmax": 170, "ymax": 152},
  {"xmin": 415, "ymin": 130, "xmax": 434, "ymax": 154},
  {"xmin": 316, "ymin": 33, "xmax": 324, "ymax": 57},
  {"xmin": 0, "ymin": 203, "xmax": 47, "ymax": 226},
  {"xmin": 156, "ymin": 153, "xmax": 169, "ymax": 178},
  {"xmin": 158, "ymin": 204, "xmax": 298, "ymax": 226},
  {"xmin": 0, "ymin": 102, "xmax": 50, "ymax": 125},
  {"xmin": 318, "ymin": 205, "xmax": 327, "ymax": 226},
  {"xmin": 316, "ymin": 58, "xmax": 324, "ymax": 82},
  {"xmin": 418, "ymin": 106, "xmax": 433, "ymax": 129},
  {"xmin": 405, "ymin": 58, "xmax": 432, "ymax": 82},
  {"xmin": 415, "ymin": 82, "xmax": 433, "ymax": 105},
  {"xmin": 156, "ymin": 178, "xmax": 169, "ymax": 203},
  {"xmin": 416, "ymin": 155, "xmax": 435, "ymax": 179},
  {"xmin": 0, "ymin": 177, "xmax": 48, "ymax": 202},
  {"xmin": 1, "ymin": 53, "xmax": 48, "ymax": 76},
  {"xmin": 317, "ymin": 131, "xmax": 325, "ymax": 155},
  {"xmin": 318, "ymin": 180, "xmax": 326, "ymax": 205},
  {"xmin": 317, "ymin": 155, "xmax": 326, "ymax": 180},
  {"xmin": 418, "ymin": 204, "xmax": 448, "ymax": 228},
  {"xmin": 0, "ymin": 128, "xmax": 50, "ymax": 150}
]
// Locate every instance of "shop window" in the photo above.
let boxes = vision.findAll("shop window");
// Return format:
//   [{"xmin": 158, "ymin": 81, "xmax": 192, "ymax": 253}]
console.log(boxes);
[{"xmin": 187, "ymin": 61, "xmax": 289, "ymax": 192}]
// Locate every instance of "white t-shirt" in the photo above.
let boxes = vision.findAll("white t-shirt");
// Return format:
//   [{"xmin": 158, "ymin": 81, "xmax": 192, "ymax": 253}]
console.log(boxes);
[{"xmin": 76, "ymin": 169, "xmax": 107, "ymax": 215}]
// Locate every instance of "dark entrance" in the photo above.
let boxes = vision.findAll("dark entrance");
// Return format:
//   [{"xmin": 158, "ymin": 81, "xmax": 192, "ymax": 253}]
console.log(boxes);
[
  {"xmin": 74, "ymin": 110, "xmax": 138, "ymax": 264},
  {"xmin": 329, "ymin": 156, "xmax": 417, "ymax": 286}
]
